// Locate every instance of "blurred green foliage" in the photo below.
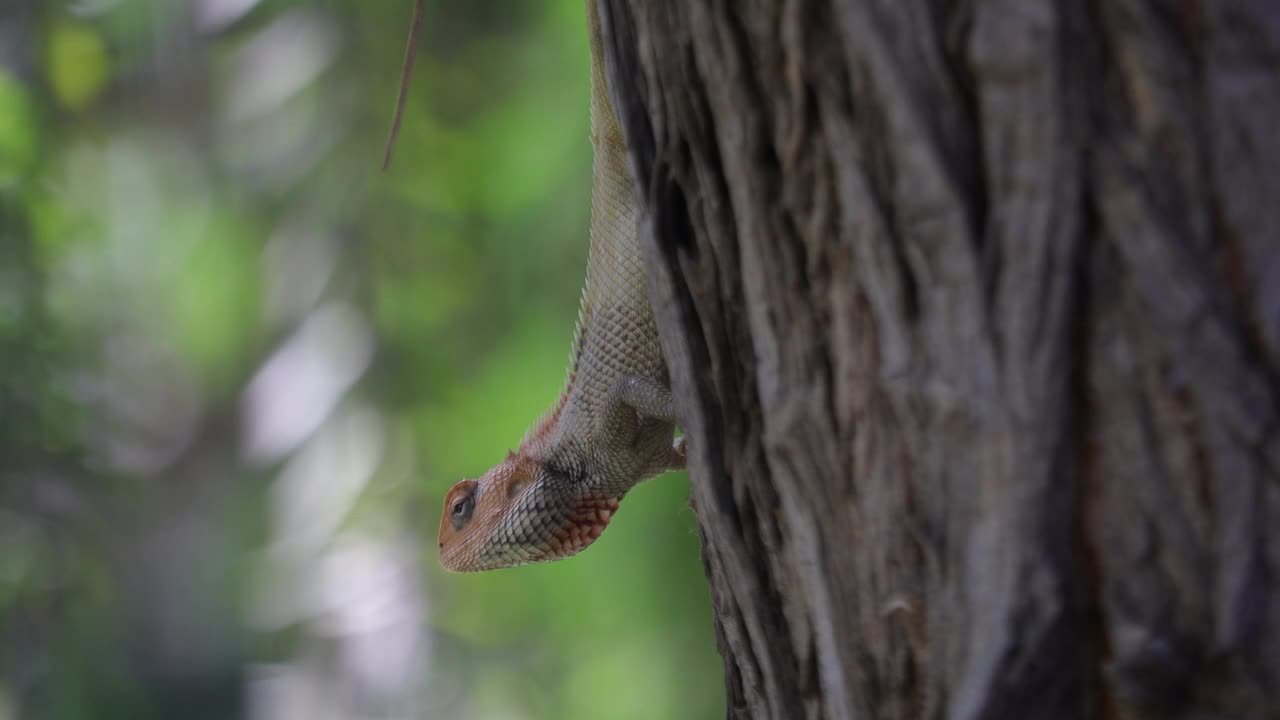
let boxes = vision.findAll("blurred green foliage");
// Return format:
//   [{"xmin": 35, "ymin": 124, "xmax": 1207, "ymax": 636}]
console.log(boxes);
[{"xmin": 0, "ymin": 1, "xmax": 722, "ymax": 718}]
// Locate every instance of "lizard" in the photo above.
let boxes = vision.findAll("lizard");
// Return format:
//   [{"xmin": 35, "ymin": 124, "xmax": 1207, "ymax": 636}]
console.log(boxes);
[{"xmin": 428, "ymin": 0, "xmax": 684, "ymax": 572}]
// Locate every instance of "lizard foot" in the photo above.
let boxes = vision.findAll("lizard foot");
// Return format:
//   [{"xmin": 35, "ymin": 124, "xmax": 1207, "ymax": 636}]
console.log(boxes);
[{"xmin": 668, "ymin": 435, "xmax": 687, "ymax": 470}]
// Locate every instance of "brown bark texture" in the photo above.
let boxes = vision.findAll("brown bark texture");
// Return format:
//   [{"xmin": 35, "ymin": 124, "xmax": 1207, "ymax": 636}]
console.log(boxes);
[{"xmin": 596, "ymin": 0, "xmax": 1280, "ymax": 718}]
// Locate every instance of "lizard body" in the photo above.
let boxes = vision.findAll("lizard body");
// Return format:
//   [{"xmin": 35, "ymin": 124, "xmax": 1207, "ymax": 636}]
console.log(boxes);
[{"xmin": 437, "ymin": 0, "xmax": 682, "ymax": 572}]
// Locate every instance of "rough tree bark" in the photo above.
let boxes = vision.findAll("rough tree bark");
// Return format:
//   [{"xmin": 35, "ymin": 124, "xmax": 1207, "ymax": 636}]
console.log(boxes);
[{"xmin": 596, "ymin": 1, "xmax": 1280, "ymax": 718}]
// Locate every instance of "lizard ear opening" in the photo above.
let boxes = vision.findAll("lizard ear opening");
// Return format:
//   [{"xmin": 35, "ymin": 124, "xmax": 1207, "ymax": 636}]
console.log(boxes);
[{"xmin": 505, "ymin": 467, "xmax": 534, "ymax": 499}]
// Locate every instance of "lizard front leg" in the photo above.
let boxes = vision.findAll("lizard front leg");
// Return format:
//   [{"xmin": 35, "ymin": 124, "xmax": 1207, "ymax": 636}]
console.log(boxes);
[
  {"xmin": 607, "ymin": 374, "xmax": 677, "ymax": 422},
  {"xmin": 602, "ymin": 374, "xmax": 685, "ymax": 471}
]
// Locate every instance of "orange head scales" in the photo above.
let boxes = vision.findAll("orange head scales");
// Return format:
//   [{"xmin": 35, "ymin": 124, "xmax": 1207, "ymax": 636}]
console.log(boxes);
[{"xmin": 438, "ymin": 448, "xmax": 619, "ymax": 572}]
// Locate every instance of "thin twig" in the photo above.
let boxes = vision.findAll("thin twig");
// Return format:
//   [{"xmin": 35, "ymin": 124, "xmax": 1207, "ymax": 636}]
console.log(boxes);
[{"xmin": 382, "ymin": 0, "xmax": 426, "ymax": 171}]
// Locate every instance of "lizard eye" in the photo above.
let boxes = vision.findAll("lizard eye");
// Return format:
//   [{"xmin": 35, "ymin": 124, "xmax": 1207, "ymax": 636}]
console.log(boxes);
[{"xmin": 450, "ymin": 491, "xmax": 475, "ymax": 530}]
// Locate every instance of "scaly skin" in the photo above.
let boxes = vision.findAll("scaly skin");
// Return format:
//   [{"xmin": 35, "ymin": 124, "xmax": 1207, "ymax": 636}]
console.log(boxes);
[{"xmin": 437, "ymin": 0, "xmax": 682, "ymax": 573}]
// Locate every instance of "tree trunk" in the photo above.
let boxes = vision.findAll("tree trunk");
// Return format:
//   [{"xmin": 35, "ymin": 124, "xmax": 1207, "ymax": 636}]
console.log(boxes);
[{"xmin": 596, "ymin": 1, "xmax": 1280, "ymax": 718}]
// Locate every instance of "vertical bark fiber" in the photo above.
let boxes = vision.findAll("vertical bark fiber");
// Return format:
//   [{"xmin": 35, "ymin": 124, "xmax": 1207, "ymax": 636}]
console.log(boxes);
[{"xmin": 596, "ymin": 1, "xmax": 1280, "ymax": 718}]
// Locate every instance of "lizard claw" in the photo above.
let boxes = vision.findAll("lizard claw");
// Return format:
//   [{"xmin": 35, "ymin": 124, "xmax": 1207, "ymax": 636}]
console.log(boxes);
[{"xmin": 669, "ymin": 435, "xmax": 687, "ymax": 470}]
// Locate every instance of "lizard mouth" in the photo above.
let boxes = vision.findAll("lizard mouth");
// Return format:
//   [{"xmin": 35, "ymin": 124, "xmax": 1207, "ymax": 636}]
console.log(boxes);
[{"xmin": 542, "ymin": 495, "xmax": 620, "ymax": 560}]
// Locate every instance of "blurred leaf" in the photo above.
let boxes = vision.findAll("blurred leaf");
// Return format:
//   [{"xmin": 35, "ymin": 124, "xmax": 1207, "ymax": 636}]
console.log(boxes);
[
  {"xmin": 47, "ymin": 23, "xmax": 112, "ymax": 112},
  {"xmin": 165, "ymin": 218, "xmax": 261, "ymax": 385},
  {"xmin": 0, "ymin": 72, "xmax": 39, "ymax": 184}
]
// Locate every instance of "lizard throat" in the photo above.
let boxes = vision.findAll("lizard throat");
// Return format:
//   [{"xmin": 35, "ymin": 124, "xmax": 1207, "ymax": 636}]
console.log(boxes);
[{"xmin": 538, "ymin": 494, "xmax": 620, "ymax": 562}]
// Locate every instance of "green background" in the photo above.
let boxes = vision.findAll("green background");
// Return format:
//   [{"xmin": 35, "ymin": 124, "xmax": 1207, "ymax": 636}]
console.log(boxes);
[{"xmin": 0, "ymin": 0, "xmax": 722, "ymax": 717}]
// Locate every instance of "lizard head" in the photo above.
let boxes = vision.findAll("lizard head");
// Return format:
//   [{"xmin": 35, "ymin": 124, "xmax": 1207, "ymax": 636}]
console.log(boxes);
[{"xmin": 438, "ymin": 451, "xmax": 620, "ymax": 572}]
